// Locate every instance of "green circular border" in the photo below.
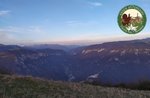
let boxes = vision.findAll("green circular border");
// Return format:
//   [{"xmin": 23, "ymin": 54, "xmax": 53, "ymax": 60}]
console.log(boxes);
[{"xmin": 118, "ymin": 5, "xmax": 147, "ymax": 34}]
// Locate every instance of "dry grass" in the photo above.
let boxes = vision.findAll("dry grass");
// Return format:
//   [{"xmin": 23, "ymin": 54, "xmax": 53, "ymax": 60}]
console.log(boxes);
[{"xmin": 0, "ymin": 74, "xmax": 150, "ymax": 98}]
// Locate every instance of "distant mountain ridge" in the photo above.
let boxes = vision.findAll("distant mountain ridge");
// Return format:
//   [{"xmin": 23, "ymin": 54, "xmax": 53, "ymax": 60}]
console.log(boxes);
[
  {"xmin": 0, "ymin": 38, "xmax": 150, "ymax": 85},
  {"xmin": 24, "ymin": 44, "xmax": 80, "ymax": 51}
]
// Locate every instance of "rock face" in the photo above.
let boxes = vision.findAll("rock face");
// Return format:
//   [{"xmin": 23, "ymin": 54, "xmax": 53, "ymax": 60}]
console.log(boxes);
[{"xmin": 0, "ymin": 38, "xmax": 150, "ymax": 85}]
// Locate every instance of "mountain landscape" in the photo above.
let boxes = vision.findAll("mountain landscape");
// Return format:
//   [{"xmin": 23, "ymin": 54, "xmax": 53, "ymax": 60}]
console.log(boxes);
[
  {"xmin": 0, "ymin": 38, "xmax": 150, "ymax": 86},
  {"xmin": 1, "ymin": 0, "xmax": 149, "ymax": 97}
]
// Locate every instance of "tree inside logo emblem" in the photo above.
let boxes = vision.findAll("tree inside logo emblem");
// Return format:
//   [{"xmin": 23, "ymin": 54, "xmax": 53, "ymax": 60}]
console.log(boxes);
[{"xmin": 118, "ymin": 5, "xmax": 146, "ymax": 34}]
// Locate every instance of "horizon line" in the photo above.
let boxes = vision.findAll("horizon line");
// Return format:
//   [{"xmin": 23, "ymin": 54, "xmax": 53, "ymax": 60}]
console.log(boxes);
[{"xmin": 1, "ymin": 34, "xmax": 150, "ymax": 46}]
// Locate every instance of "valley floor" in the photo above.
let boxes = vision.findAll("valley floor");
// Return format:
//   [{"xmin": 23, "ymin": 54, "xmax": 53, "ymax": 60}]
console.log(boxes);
[{"xmin": 0, "ymin": 74, "xmax": 150, "ymax": 98}]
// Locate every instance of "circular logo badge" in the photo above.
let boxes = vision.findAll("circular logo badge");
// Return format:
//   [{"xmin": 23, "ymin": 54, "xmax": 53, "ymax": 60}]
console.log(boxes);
[{"xmin": 118, "ymin": 5, "xmax": 146, "ymax": 34}]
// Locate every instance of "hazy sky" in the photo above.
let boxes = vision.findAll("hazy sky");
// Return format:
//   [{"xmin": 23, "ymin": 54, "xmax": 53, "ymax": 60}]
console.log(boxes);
[{"xmin": 0, "ymin": 0, "xmax": 150, "ymax": 45}]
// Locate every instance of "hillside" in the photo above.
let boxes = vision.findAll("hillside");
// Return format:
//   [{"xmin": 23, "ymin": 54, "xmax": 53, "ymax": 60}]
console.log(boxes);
[
  {"xmin": 0, "ymin": 38, "xmax": 150, "ymax": 85},
  {"xmin": 0, "ymin": 74, "xmax": 150, "ymax": 98}
]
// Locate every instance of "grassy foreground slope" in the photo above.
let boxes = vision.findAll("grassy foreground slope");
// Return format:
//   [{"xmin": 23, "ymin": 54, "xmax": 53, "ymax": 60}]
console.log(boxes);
[{"xmin": 0, "ymin": 74, "xmax": 150, "ymax": 98}]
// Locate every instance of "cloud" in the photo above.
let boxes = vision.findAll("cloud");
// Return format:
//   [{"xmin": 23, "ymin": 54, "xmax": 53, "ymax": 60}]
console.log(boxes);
[
  {"xmin": 0, "ymin": 26, "xmax": 44, "ymax": 34},
  {"xmin": 0, "ymin": 30, "xmax": 36, "ymax": 45},
  {"xmin": 66, "ymin": 20, "xmax": 99, "ymax": 28},
  {"xmin": 66, "ymin": 20, "xmax": 84, "ymax": 26},
  {"xmin": 88, "ymin": 2, "xmax": 102, "ymax": 7},
  {"xmin": 0, "ymin": 31, "xmax": 17, "ymax": 44},
  {"xmin": 0, "ymin": 26, "xmax": 48, "ymax": 44},
  {"xmin": 0, "ymin": 10, "xmax": 10, "ymax": 16},
  {"xmin": 28, "ymin": 26, "xmax": 43, "ymax": 33}
]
